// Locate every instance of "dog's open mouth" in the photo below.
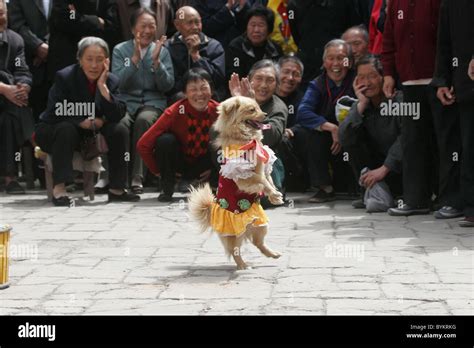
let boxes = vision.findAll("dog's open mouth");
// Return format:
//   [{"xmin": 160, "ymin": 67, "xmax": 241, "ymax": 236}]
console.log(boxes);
[{"xmin": 245, "ymin": 119, "xmax": 271, "ymax": 130}]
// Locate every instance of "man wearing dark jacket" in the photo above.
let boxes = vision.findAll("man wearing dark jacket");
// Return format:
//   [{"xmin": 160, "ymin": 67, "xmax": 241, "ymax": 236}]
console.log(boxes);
[
  {"xmin": 8, "ymin": 0, "xmax": 51, "ymax": 123},
  {"xmin": 48, "ymin": 0, "xmax": 120, "ymax": 81},
  {"xmin": 339, "ymin": 55, "xmax": 402, "ymax": 208},
  {"xmin": 0, "ymin": 0, "xmax": 34, "ymax": 194},
  {"xmin": 382, "ymin": 0, "xmax": 463, "ymax": 218},
  {"xmin": 432, "ymin": 0, "xmax": 474, "ymax": 227},
  {"xmin": 165, "ymin": 6, "xmax": 226, "ymax": 101},
  {"xmin": 192, "ymin": 0, "xmax": 249, "ymax": 47},
  {"xmin": 288, "ymin": 0, "xmax": 361, "ymax": 84}
]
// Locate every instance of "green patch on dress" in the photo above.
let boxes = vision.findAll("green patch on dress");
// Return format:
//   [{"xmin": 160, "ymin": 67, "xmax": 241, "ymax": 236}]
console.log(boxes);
[
  {"xmin": 237, "ymin": 199, "xmax": 251, "ymax": 211},
  {"xmin": 218, "ymin": 198, "xmax": 229, "ymax": 209}
]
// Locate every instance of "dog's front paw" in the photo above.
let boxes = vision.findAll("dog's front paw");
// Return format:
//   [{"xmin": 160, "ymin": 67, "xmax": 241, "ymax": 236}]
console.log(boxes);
[{"xmin": 268, "ymin": 192, "xmax": 284, "ymax": 205}]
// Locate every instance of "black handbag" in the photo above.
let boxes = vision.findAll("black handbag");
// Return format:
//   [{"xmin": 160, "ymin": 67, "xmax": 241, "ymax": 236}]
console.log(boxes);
[{"xmin": 80, "ymin": 121, "xmax": 108, "ymax": 161}]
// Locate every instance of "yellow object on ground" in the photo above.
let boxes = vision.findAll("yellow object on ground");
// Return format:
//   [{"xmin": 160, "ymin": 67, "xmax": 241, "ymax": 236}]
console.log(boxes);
[{"xmin": 0, "ymin": 224, "xmax": 11, "ymax": 290}]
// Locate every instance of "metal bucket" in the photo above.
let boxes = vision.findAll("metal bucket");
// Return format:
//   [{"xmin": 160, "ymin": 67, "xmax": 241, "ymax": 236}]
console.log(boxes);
[{"xmin": 0, "ymin": 224, "xmax": 11, "ymax": 290}]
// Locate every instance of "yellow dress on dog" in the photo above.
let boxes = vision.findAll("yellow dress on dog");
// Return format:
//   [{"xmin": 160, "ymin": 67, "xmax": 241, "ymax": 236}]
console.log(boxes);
[{"xmin": 210, "ymin": 143, "xmax": 276, "ymax": 237}]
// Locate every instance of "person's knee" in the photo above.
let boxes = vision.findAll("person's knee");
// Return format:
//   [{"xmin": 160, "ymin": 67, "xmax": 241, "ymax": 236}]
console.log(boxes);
[
  {"xmin": 156, "ymin": 133, "xmax": 178, "ymax": 151},
  {"xmin": 55, "ymin": 122, "xmax": 79, "ymax": 144},
  {"xmin": 110, "ymin": 122, "xmax": 129, "ymax": 141},
  {"xmin": 135, "ymin": 110, "xmax": 159, "ymax": 129}
]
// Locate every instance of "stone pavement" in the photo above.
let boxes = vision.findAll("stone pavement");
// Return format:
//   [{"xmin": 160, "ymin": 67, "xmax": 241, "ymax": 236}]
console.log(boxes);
[{"xmin": 0, "ymin": 189, "xmax": 472, "ymax": 315}]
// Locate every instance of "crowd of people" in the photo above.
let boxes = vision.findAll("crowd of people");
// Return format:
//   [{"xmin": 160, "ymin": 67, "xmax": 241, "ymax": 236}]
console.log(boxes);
[{"xmin": 0, "ymin": 0, "xmax": 472, "ymax": 227}]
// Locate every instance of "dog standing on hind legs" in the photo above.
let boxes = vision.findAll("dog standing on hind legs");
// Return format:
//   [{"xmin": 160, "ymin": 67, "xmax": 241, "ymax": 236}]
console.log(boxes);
[{"xmin": 188, "ymin": 96, "xmax": 283, "ymax": 270}]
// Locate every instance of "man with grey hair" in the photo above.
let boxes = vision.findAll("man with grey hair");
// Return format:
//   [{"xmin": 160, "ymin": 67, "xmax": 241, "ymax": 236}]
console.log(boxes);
[
  {"xmin": 225, "ymin": 59, "xmax": 288, "ymax": 204},
  {"xmin": 297, "ymin": 39, "xmax": 357, "ymax": 202},
  {"xmin": 342, "ymin": 25, "xmax": 369, "ymax": 64},
  {"xmin": 0, "ymin": 0, "xmax": 34, "ymax": 194}
]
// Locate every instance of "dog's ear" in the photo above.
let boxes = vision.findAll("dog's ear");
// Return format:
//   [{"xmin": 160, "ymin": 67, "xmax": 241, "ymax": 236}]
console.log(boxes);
[{"xmin": 219, "ymin": 97, "xmax": 241, "ymax": 118}]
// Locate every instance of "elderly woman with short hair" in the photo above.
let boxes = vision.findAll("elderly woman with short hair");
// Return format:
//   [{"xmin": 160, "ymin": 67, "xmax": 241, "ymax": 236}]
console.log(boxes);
[
  {"xmin": 35, "ymin": 36, "xmax": 138, "ymax": 206},
  {"xmin": 113, "ymin": 7, "xmax": 175, "ymax": 194}
]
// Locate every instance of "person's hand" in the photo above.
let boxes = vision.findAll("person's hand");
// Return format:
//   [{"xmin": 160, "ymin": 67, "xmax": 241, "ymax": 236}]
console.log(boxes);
[
  {"xmin": 284, "ymin": 128, "xmax": 294, "ymax": 138},
  {"xmin": 229, "ymin": 73, "xmax": 255, "ymax": 98},
  {"xmin": 185, "ymin": 34, "xmax": 201, "ymax": 58},
  {"xmin": 383, "ymin": 75, "xmax": 396, "ymax": 99},
  {"xmin": 468, "ymin": 58, "xmax": 474, "ymax": 81},
  {"xmin": 0, "ymin": 83, "xmax": 28, "ymax": 107},
  {"xmin": 98, "ymin": 17, "xmax": 105, "ymax": 30},
  {"xmin": 16, "ymin": 83, "xmax": 30, "ymax": 101},
  {"xmin": 97, "ymin": 58, "xmax": 111, "ymax": 102},
  {"xmin": 239, "ymin": 0, "xmax": 247, "ymax": 8},
  {"xmin": 353, "ymin": 76, "xmax": 370, "ymax": 113},
  {"xmin": 151, "ymin": 35, "xmax": 167, "ymax": 69},
  {"xmin": 79, "ymin": 118, "xmax": 93, "ymax": 130},
  {"xmin": 199, "ymin": 169, "xmax": 212, "ymax": 182},
  {"xmin": 226, "ymin": 0, "xmax": 236, "ymax": 9},
  {"xmin": 436, "ymin": 86, "xmax": 456, "ymax": 106},
  {"xmin": 329, "ymin": 127, "xmax": 341, "ymax": 155},
  {"xmin": 229, "ymin": 73, "xmax": 242, "ymax": 96},
  {"xmin": 242, "ymin": 77, "xmax": 255, "ymax": 98},
  {"xmin": 36, "ymin": 43, "xmax": 48, "ymax": 61},
  {"xmin": 360, "ymin": 165, "xmax": 390, "ymax": 189},
  {"xmin": 94, "ymin": 118, "xmax": 105, "ymax": 129},
  {"xmin": 132, "ymin": 32, "xmax": 141, "ymax": 66}
]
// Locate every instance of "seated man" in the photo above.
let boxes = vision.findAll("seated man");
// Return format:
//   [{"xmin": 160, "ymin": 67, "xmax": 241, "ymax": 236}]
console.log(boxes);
[
  {"xmin": 229, "ymin": 60, "xmax": 288, "ymax": 195},
  {"xmin": 165, "ymin": 6, "xmax": 226, "ymax": 101},
  {"xmin": 0, "ymin": 0, "xmax": 34, "ymax": 194},
  {"xmin": 274, "ymin": 55, "xmax": 308, "ymax": 191},
  {"xmin": 296, "ymin": 39, "xmax": 356, "ymax": 202},
  {"xmin": 339, "ymin": 55, "xmax": 402, "ymax": 209},
  {"xmin": 137, "ymin": 68, "xmax": 219, "ymax": 202}
]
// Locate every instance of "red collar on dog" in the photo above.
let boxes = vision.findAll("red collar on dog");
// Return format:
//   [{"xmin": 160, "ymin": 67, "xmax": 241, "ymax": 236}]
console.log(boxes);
[{"xmin": 239, "ymin": 140, "xmax": 270, "ymax": 164}]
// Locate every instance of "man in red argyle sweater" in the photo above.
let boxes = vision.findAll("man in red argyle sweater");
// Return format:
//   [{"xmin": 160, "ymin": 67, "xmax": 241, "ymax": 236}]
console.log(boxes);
[{"xmin": 137, "ymin": 68, "xmax": 219, "ymax": 202}]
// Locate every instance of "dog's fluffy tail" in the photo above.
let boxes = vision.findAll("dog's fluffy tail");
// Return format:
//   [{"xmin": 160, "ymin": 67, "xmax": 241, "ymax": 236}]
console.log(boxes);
[{"xmin": 188, "ymin": 183, "xmax": 215, "ymax": 233}]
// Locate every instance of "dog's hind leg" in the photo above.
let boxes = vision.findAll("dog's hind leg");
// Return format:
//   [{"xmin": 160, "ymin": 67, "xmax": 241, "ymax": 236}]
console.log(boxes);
[
  {"xmin": 249, "ymin": 225, "xmax": 281, "ymax": 259},
  {"xmin": 225, "ymin": 235, "xmax": 250, "ymax": 270}
]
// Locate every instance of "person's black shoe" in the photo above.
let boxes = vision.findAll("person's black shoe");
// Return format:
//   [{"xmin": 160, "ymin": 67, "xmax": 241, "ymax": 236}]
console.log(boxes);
[
  {"xmin": 131, "ymin": 185, "xmax": 144, "ymax": 194},
  {"xmin": 351, "ymin": 199, "xmax": 366, "ymax": 209},
  {"xmin": 387, "ymin": 204, "xmax": 430, "ymax": 216},
  {"xmin": 5, "ymin": 181, "xmax": 25, "ymax": 194},
  {"xmin": 52, "ymin": 195, "xmax": 72, "ymax": 206},
  {"xmin": 309, "ymin": 189, "xmax": 335, "ymax": 203},
  {"xmin": 157, "ymin": 192, "xmax": 173, "ymax": 202},
  {"xmin": 108, "ymin": 191, "xmax": 140, "ymax": 202},
  {"xmin": 434, "ymin": 206, "xmax": 464, "ymax": 219}
]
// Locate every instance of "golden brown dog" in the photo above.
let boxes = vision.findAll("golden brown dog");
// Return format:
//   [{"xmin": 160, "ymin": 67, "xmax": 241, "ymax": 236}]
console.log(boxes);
[{"xmin": 188, "ymin": 96, "xmax": 283, "ymax": 270}]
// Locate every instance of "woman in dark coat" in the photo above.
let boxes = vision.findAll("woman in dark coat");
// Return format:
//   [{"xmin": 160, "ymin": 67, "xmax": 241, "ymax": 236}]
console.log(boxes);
[{"xmin": 35, "ymin": 36, "xmax": 138, "ymax": 206}]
